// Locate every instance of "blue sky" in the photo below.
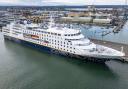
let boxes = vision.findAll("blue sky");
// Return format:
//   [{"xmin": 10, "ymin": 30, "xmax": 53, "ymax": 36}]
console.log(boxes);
[{"xmin": 0, "ymin": 0, "xmax": 126, "ymax": 6}]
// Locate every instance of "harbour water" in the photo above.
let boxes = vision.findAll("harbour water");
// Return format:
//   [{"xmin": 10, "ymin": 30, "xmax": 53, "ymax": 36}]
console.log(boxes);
[
  {"xmin": 0, "ymin": 32, "xmax": 128, "ymax": 89},
  {"xmin": 81, "ymin": 21, "xmax": 128, "ymax": 45}
]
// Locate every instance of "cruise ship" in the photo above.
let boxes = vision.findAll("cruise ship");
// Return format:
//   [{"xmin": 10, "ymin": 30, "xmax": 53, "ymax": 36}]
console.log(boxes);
[{"xmin": 2, "ymin": 18, "xmax": 125, "ymax": 63}]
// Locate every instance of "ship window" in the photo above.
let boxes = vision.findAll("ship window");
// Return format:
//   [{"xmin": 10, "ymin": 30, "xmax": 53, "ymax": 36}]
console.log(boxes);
[
  {"xmin": 27, "ymin": 27, "xmax": 32, "ymax": 30},
  {"xmin": 58, "ymin": 34, "xmax": 61, "ymax": 36}
]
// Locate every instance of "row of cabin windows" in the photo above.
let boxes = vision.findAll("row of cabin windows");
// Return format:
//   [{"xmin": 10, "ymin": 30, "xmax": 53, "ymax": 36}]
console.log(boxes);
[
  {"xmin": 50, "ymin": 32, "xmax": 61, "ymax": 36},
  {"xmin": 50, "ymin": 42, "xmax": 70, "ymax": 46},
  {"xmin": 51, "ymin": 45, "xmax": 75, "ymax": 53},
  {"xmin": 25, "ymin": 39, "xmax": 75, "ymax": 53},
  {"xmin": 42, "ymin": 33, "xmax": 61, "ymax": 36},
  {"xmin": 23, "ymin": 30, "xmax": 40, "ymax": 35},
  {"xmin": 42, "ymin": 35, "xmax": 61, "ymax": 39},
  {"xmin": 45, "ymin": 39, "xmax": 72, "ymax": 45},
  {"xmin": 50, "ymin": 43, "xmax": 75, "ymax": 50},
  {"xmin": 26, "ymin": 28, "xmax": 61, "ymax": 36},
  {"xmin": 50, "ymin": 43, "xmax": 72, "ymax": 48},
  {"xmin": 64, "ymin": 32, "xmax": 81, "ymax": 36},
  {"xmin": 42, "ymin": 37, "xmax": 58, "ymax": 42},
  {"xmin": 24, "ymin": 30, "xmax": 61, "ymax": 38},
  {"xmin": 24, "ymin": 30, "xmax": 61, "ymax": 37}
]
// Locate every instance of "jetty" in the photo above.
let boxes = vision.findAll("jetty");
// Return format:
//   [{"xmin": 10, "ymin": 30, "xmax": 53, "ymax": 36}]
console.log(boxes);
[
  {"xmin": 91, "ymin": 39, "xmax": 128, "ymax": 63},
  {"xmin": 113, "ymin": 20, "xmax": 127, "ymax": 33}
]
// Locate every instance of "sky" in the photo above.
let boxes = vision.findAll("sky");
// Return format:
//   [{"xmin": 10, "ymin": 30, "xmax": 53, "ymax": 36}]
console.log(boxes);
[{"xmin": 0, "ymin": 0, "xmax": 126, "ymax": 6}]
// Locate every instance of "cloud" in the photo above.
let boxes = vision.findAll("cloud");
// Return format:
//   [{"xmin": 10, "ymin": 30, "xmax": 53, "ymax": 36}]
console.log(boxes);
[
  {"xmin": 0, "ymin": 0, "xmax": 19, "ymax": 4},
  {"xmin": 41, "ymin": 0, "xmax": 92, "ymax": 5},
  {"xmin": 41, "ymin": 0, "xmax": 125, "ymax": 5},
  {"xmin": 0, "ymin": 0, "xmax": 126, "ymax": 5},
  {"xmin": 94, "ymin": 0, "xmax": 124, "ymax": 5}
]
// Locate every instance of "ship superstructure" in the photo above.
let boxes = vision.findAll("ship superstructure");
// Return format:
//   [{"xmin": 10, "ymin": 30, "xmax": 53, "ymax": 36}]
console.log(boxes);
[{"xmin": 2, "ymin": 18, "xmax": 125, "ymax": 62}]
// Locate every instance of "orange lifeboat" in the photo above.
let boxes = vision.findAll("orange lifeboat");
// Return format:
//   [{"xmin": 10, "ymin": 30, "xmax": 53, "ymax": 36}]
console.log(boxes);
[{"xmin": 31, "ymin": 35, "xmax": 39, "ymax": 39}]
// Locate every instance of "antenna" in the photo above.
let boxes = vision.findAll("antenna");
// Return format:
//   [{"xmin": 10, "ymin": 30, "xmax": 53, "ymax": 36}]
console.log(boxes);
[{"xmin": 121, "ymin": 46, "xmax": 124, "ymax": 53}]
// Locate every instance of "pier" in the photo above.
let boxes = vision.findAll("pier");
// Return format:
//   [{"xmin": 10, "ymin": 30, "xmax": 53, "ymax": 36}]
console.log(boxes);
[
  {"xmin": 91, "ymin": 39, "xmax": 128, "ymax": 63},
  {"xmin": 113, "ymin": 20, "xmax": 127, "ymax": 33}
]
